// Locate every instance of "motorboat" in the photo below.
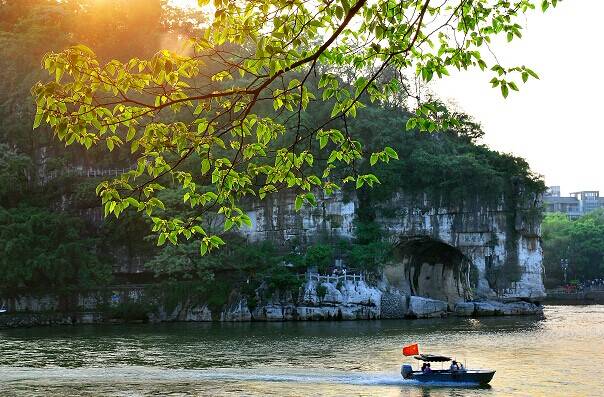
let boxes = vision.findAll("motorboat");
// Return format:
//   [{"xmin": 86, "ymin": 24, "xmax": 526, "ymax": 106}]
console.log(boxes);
[{"xmin": 401, "ymin": 354, "xmax": 495, "ymax": 385}]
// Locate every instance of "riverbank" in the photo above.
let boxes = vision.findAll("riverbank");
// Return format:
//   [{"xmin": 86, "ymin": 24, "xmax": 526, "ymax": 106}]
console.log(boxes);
[
  {"xmin": 1, "ymin": 279, "xmax": 544, "ymax": 329},
  {"xmin": 0, "ymin": 298, "xmax": 542, "ymax": 329},
  {"xmin": 543, "ymin": 290, "xmax": 604, "ymax": 305}
]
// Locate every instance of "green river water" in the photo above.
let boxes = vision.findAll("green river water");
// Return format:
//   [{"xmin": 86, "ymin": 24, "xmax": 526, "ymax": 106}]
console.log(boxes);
[{"xmin": 0, "ymin": 305, "xmax": 603, "ymax": 396}]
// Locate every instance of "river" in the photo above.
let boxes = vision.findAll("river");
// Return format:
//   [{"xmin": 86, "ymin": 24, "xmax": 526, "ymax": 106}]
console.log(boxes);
[{"xmin": 1, "ymin": 305, "xmax": 603, "ymax": 396}]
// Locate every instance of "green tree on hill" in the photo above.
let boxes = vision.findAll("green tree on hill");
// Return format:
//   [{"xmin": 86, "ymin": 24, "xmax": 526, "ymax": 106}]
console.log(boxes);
[
  {"xmin": 0, "ymin": 206, "xmax": 111, "ymax": 298},
  {"xmin": 542, "ymin": 210, "xmax": 604, "ymax": 287}
]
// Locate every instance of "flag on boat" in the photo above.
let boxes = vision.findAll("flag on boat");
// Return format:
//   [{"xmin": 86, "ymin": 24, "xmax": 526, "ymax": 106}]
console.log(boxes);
[{"xmin": 402, "ymin": 343, "xmax": 419, "ymax": 356}]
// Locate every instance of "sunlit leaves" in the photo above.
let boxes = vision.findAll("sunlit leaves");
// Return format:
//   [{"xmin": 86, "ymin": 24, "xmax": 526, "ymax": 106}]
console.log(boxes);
[{"xmin": 488, "ymin": 65, "xmax": 539, "ymax": 98}]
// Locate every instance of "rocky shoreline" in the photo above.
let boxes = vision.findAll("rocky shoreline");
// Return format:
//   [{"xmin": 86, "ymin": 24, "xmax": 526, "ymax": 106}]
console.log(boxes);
[
  {"xmin": 0, "ymin": 279, "xmax": 543, "ymax": 329},
  {"xmin": 216, "ymin": 279, "xmax": 543, "ymax": 321},
  {"xmin": 0, "ymin": 299, "xmax": 543, "ymax": 329}
]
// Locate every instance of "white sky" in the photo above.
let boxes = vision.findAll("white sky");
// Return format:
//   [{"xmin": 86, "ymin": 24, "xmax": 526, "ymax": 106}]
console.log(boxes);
[
  {"xmin": 432, "ymin": 1, "xmax": 604, "ymax": 195},
  {"xmin": 171, "ymin": 0, "xmax": 603, "ymax": 195}
]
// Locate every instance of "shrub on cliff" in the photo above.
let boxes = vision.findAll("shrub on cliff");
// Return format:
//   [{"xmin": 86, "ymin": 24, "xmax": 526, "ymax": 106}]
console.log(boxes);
[
  {"xmin": 304, "ymin": 245, "xmax": 334, "ymax": 273},
  {"xmin": 0, "ymin": 205, "xmax": 112, "ymax": 297}
]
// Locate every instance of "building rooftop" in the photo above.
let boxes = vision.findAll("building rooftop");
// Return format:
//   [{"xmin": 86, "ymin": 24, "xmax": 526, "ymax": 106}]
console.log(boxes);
[
  {"xmin": 544, "ymin": 196, "xmax": 578, "ymax": 203},
  {"xmin": 545, "ymin": 187, "xmax": 604, "ymax": 217}
]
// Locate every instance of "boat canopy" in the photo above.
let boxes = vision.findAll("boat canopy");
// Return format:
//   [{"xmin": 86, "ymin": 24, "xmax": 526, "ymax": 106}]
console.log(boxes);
[{"xmin": 413, "ymin": 354, "xmax": 452, "ymax": 362}]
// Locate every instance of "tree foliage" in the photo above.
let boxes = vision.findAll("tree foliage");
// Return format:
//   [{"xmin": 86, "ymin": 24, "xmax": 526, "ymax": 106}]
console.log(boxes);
[
  {"xmin": 0, "ymin": 144, "xmax": 32, "ymax": 206},
  {"xmin": 346, "ymin": 221, "xmax": 392, "ymax": 271},
  {"xmin": 32, "ymin": 0, "xmax": 555, "ymax": 254},
  {"xmin": 0, "ymin": 205, "xmax": 111, "ymax": 296},
  {"xmin": 344, "ymin": 101, "xmax": 545, "ymax": 218},
  {"xmin": 304, "ymin": 244, "xmax": 334, "ymax": 273},
  {"xmin": 542, "ymin": 210, "xmax": 604, "ymax": 287}
]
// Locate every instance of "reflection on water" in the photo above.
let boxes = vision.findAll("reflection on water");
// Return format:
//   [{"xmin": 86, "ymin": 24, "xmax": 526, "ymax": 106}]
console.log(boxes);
[{"xmin": 0, "ymin": 306, "xmax": 603, "ymax": 396}]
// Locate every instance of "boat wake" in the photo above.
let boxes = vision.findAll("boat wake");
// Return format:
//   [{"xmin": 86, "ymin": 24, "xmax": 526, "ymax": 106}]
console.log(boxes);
[
  {"xmin": 194, "ymin": 371, "xmax": 484, "ymax": 388},
  {"xmin": 1, "ymin": 366, "xmax": 487, "ymax": 388}
]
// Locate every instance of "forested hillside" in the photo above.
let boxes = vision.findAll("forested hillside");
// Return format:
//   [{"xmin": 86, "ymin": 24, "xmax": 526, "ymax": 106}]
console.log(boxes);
[
  {"xmin": 0, "ymin": 0, "xmax": 545, "ymax": 312},
  {"xmin": 542, "ymin": 210, "xmax": 604, "ymax": 288}
]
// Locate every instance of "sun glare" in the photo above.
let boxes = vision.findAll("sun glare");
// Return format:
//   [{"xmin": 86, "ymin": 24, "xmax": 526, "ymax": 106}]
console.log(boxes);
[
  {"xmin": 168, "ymin": 0, "xmax": 215, "ymax": 18},
  {"xmin": 168, "ymin": 0, "xmax": 201, "ymax": 9}
]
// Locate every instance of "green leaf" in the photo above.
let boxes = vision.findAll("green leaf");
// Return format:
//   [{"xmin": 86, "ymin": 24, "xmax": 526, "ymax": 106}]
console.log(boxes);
[
  {"xmin": 241, "ymin": 214, "xmax": 252, "ymax": 228},
  {"xmin": 192, "ymin": 225, "xmax": 207, "ymax": 236},
  {"xmin": 73, "ymin": 44, "xmax": 95, "ymax": 56},
  {"xmin": 210, "ymin": 235, "xmax": 225, "ymax": 246},
  {"xmin": 294, "ymin": 195, "xmax": 303, "ymax": 211},
  {"xmin": 33, "ymin": 113, "xmax": 43, "ymax": 129},
  {"xmin": 501, "ymin": 84, "xmax": 509, "ymax": 98},
  {"xmin": 201, "ymin": 158, "xmax": 211, "ymax": 175},
  {"xmin": 384, "ymin": 146, "xmax": 398, "ymax": 160},
  {"xmin": 405, "ymin": 118, "xmax": 416, "ymax": 131},
  {"xmin": 319, "ymin": 135, "xmax": 328, "ymax": 149},
  {"xmin": 224, "ymin": 218, "xmax": 234, "ymax": 231},
  {"xmin": 370, "ymin": 153, "xmax": 378, "ymax": 166},
  {"xmin": 526, "ymin": 68, "xmax": 540, "ymax": 79},
  {"xmin": 126, "ymin": 127, "xmax": 135, "ymax": 142},
  {"xmin": 304, "ymin": 192, "xmax": 317, "ymax": 206}
]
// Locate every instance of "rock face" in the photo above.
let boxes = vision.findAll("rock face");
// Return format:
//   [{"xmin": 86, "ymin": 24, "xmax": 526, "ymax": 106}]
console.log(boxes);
[
  {"xmin": 225, "ymin": 280, "xmax": 382, "ymax": 321},
  {"xmin": 217, "ymin": 283, "xmax": 542, "ymax": 322},
  {"xmin": 150, "ymin": 302, "xmax": 213, "ymax": 322},
  {"xmin": 454, "ymin": 300, "xmax": 543, "ymax": 316},
  {"xmin": 296, "ymin": 280, "xmax": 381, "ymax": 320},
  {"xmin": 380, "ymin": 292, "xmax": 408, "ymax": 319},
  {"xmin": 1, "ymin": 187, "xmax": 547, "ymax": 327},
  {"xmin": 241, "ymin": 190, "xmax": 546, "ymax": 302},
  {"xmin": 453, "ymin": 302, "xmax": 476, "ymax": 316},
  {"xmin": 407, "ymin": 296, "xmax": 448, "ymax": 318}
]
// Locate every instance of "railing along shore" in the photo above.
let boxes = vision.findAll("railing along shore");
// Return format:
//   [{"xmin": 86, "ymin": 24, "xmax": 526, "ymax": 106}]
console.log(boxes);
[
  {"xmin": 39, "ymin": 166, "xmax": 136, "ymax": 184},
  {"xmin": 305, "ymin": 272, "xmax": 365, "ymax": 284}
]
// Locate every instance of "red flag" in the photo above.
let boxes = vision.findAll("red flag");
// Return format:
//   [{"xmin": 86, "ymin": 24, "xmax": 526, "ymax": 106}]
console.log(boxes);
[{"xmin": 402, "ymin": 343, "xmax": 419, "ymax": 356}]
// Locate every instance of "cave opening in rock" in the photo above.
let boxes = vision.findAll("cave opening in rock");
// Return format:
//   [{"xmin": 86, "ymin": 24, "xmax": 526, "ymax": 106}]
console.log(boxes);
[{"xmin": 390, "ymin": 236, "xmax": 473, "ymax": 304}]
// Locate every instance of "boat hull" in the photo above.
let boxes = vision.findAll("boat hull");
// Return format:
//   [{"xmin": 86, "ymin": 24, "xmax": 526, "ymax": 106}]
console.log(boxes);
[{"xmin": 407, "ymin": 370, "xmax": 495, "ymax": 385}]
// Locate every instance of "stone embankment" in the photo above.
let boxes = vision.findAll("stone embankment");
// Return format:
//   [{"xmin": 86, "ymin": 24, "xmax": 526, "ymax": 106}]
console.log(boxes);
[
  {"xmin": 543, "ymin": 289, "xmax": 604, "ymax": 305},
  {"xmin": 453, "ymin": 300, "xmax": 542, "ymax": 317},
  {"xmin": 0, "ymin": 280, "xmax": 541, "ymax": 328},
  {"xmin": 2, "ymin": 272, "xmax": 546, "ymax": 329}
]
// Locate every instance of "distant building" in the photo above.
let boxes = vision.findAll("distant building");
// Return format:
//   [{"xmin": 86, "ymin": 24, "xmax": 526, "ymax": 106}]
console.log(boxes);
[
  {"xmin": 570, "ymin": 191, "xmax": 602, "ymax": 213},
  {"xmin": 544, "ymin": 187, "xmax": 604, "ymax": 219},
  {"xmin": 545, "ymin": 186, "xmax": 560, "ymax": 197}
]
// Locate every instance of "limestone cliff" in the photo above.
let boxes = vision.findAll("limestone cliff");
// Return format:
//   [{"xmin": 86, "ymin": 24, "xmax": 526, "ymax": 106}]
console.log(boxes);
[
  {"xmin": 241, "ymin": 189, "xmax": 545, "ymax": 303},
  {"xmin": 0, "ymin": 184, "xmax": 547, "ymax": 327}
]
